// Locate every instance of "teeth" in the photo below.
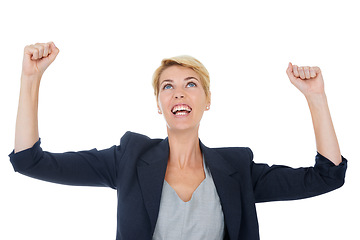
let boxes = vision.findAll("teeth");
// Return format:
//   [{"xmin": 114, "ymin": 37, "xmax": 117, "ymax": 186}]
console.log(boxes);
[
  {"xmin": 172, "ymin": 105, "xmax": 192, "ymax": 113},
  {"xmin": 175, "ymin": 111, "xmax": 188, "ymax": 116}
]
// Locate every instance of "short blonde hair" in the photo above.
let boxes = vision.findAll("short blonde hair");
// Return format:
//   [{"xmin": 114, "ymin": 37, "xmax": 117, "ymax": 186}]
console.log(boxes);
[{"xmin": 152, "ymin": 55, "xmax": 210, "ymax": 100}]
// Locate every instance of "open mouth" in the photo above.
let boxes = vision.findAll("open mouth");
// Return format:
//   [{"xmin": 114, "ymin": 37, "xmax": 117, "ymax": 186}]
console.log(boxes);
[{"xmin": 171, "ymin": 104, "xmax": 192, "ymax": 116}]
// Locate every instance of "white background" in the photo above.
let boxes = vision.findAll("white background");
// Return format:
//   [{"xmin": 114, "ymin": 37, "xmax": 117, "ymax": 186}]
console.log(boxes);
[{"xmin": 1, "ymin": 0, "xmax": 359, "ymax": 239}]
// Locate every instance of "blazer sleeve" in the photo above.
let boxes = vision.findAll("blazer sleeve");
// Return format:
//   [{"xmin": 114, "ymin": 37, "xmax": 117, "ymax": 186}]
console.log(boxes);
[
  {"xmin": 249, "ymin": 148, "xmax": 348, "ymax": 203},
  {"xmin": 8, "ymin": 135, "xmax": 130, "ymax": 189}
]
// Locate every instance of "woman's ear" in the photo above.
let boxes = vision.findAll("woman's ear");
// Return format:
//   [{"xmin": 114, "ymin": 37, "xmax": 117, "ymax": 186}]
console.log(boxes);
[
  {"xmin": 157, "ymin": 99, "xmax": 162, "ymax": 114},
  {"xmin": 206, "ymin": 91, "xmax": 211, "ymax": 111}
]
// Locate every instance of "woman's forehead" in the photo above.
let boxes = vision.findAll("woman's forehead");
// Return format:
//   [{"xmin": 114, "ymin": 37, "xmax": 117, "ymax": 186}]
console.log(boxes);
[{"xmin": 159, "ymin": 65, "xmax": 199, "ymax": 81}]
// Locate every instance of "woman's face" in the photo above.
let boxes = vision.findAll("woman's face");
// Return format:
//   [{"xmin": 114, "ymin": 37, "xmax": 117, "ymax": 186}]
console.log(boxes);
[{"xmin": 157, "ymin": 65, "xmax": 210, "ymax": 133}]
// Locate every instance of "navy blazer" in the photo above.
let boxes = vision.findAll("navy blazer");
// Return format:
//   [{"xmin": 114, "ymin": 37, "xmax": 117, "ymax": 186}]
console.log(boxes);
[{"xmin": 9, "ymin": 131, "xmax": 347, "ymax": 240}]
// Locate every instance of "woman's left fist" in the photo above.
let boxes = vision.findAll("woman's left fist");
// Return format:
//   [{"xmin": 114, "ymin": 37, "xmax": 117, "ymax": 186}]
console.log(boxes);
[{"xmin": 286, "ymin": 62, "xmax": 325, "ymax": 97}]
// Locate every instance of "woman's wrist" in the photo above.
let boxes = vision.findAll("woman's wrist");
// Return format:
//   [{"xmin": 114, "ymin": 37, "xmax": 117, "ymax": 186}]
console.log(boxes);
[
  {"xmin": 305, "ymin": 92, "xmax": 327, "ymax": 107},
  {"xmin": 20, "ymin": 75, "xmax": 41, "ymax": 94}
]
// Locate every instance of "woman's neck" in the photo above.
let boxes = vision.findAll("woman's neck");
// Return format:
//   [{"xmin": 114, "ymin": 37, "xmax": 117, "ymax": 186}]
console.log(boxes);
[{"xmin": 167, "ymin": 129, "xmax": 203, "ymax": 169}]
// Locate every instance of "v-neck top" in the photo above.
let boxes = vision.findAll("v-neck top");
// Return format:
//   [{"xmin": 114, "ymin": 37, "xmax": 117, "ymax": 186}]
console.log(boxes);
[{"xmin": 152, "ymin": 157, "xmax": 225, "ymax": 240}]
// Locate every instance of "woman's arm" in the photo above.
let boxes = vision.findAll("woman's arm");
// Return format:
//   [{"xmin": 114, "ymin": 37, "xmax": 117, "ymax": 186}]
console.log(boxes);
[
  {"xmin": 306, "ymin": 94, "xmax": 342, "ymax": 165},
  {"xmin": 286, "ymin": 63, "xmax": 342, "ymax": 165},
  {"xmin": 15, "ymin": 42, "xmax": 59, "ymax": 153},
  {"xmin": 11, "ymin": 42, "xmax": 118, "ymax": 188}
]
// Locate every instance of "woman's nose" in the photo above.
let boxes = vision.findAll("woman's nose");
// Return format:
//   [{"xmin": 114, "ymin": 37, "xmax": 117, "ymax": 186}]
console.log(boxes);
[{"xmin": 174, "ymin": 90, "xmax": 185, "ymax": 99}]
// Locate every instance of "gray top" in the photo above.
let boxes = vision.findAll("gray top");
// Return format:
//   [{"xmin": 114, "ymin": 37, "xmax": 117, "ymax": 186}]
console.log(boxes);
[{"xmin": 153, "ymin": 157, "xmax": 225, "ymax": 240}]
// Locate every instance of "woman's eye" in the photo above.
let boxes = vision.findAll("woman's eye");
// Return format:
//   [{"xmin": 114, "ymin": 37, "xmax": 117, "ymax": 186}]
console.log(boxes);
[
  {"xmin": 187, "ymin": 82, "xmax": 196, "ymax": 88},
  {"xmin": 163, "ymin": 84, "xmax": 173, "ymax": 90}
]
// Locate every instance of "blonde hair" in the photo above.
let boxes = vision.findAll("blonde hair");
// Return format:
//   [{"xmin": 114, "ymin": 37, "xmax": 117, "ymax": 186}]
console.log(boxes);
[{"xmin": 152, "ymin": 55, "xmax": 210, "ymax": 100}]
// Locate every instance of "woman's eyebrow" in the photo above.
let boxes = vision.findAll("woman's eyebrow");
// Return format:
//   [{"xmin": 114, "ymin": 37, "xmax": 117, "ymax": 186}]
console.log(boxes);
[
  {"xmin": 160, "ymin": 77, "xmax": 198, "ymax": 84},
  {"xmin": 160, "ymin": 79, "xmax": 173, "ymax": 85},
  {"xmin": 184, "ymin": 76, "xmax": 199, "ymax": 82}
]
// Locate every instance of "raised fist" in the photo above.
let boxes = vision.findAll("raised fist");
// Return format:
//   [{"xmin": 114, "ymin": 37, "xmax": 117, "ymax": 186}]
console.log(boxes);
[
  {"xmin": 22, "ymin": 42, "xmax": 59, "ymax": 78},
  {"xmin": 286, "ymin": 62, "xmax": 325, "ymax": 97}
]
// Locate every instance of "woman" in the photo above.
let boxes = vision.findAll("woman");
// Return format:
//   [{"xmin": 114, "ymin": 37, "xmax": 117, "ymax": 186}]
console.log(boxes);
[{"xmin": 9, "ymin": 42, "xmax": 347, "ymax": 240}]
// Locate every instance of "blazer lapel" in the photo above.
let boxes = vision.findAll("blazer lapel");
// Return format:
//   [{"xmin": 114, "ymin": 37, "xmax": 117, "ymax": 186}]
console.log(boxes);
[
  {"xmin": 136, "ymin": 138, "xmax": 169, "ymax": 234},
  {"xmin": 136, "ymin": 138, "xmax": 242, "ymax": 239},
  {"xmin": 200, "ymin": 141, "xmax": 242, "ymax": 240}
]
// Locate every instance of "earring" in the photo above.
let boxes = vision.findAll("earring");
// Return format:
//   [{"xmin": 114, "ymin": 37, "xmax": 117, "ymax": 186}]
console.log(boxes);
[
  {"xmin": 206, "ymin": 106, "xmax": 210, "ymax": 110},
  {"xmin": 158, "ymin": 109, "xmax": 162, "ymax": 114}
]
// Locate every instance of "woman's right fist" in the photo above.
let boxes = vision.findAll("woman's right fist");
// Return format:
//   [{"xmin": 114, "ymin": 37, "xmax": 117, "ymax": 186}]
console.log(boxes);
[{"xmin": 22, "ymin": 42, "xmax": 59, "ymax": 78}]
